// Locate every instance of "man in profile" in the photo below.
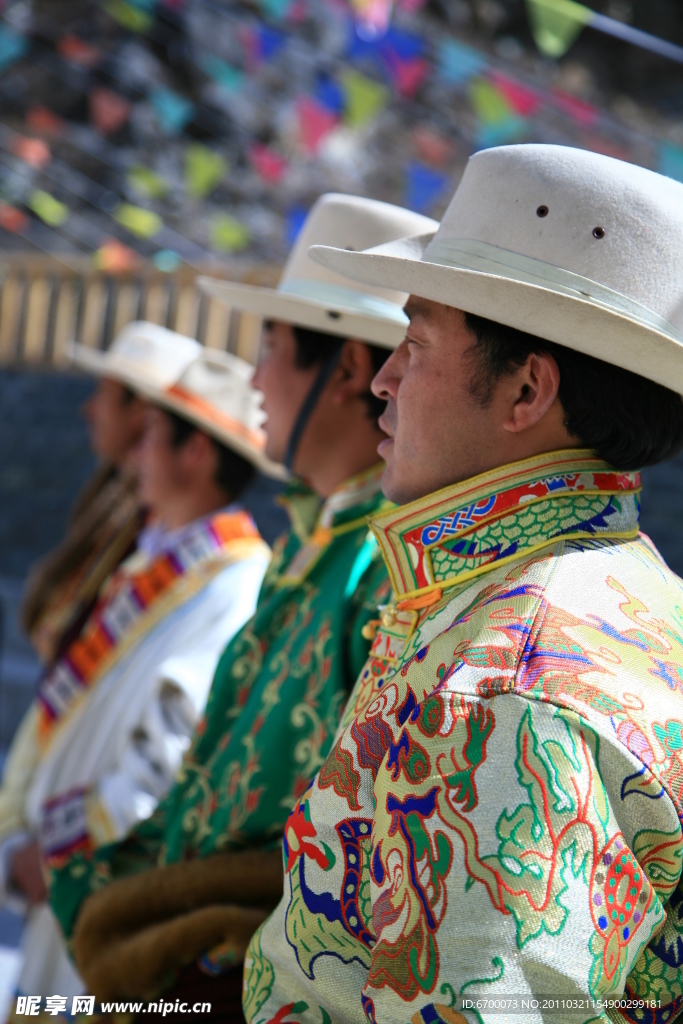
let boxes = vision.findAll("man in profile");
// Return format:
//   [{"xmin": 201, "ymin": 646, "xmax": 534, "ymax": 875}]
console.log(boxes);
[{"xmin": 244, "ymin": 145, "xmax": 683, "ymax": 1023}]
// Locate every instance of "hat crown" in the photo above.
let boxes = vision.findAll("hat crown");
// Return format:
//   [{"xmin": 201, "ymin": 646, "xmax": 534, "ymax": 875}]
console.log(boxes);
[
  {"xmin": 172, "ymin": 351, "xmax": 265, "ymax": 433},
  {"xmin": 429, "ymin": 144, "xmax": 683, "ymax": 331},
  {"xmin": 110, "ymin": 322, "xmax": 202, "ymax": 387},
  {"xmin": 280, "ymin": 193, "xmax": 437, "ymax": 307}
]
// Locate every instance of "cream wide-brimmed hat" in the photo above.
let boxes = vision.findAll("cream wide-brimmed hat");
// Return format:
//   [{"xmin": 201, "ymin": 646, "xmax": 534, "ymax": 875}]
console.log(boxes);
[
  {"xmin": 134, "ymin": 348, "xmax": 284, "ymax": 478},
  {"xmin": 197, "ymin": 194, "xmax": 438, "ymax": 349},
  {"xmin": 67, "ymin": 321, "xmax": 202, "ymax": 391},
  {"xmin": 310, "ymin": 144, "xmax": 683, "ymax": 394}
]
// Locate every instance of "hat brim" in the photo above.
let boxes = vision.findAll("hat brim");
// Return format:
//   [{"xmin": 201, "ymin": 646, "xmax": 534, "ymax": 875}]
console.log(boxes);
[
  {"xmin": 197, "ymin": 277, "xmax": 407, "ymax": 349},
  {"xmin": 309, "ymin": 236, "xmax": 683, "ymax": 396},
  {"xmin": 66, "ymin": 341, "xmax": 153, "ymax": 392},
  {"xmin": 135, "ymin": 379, "xmax": 287, "ymax": 481}
]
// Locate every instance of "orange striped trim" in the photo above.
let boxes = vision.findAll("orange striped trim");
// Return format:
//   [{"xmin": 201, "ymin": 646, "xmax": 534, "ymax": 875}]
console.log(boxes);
[{"xmin": 166, "ymin": 385, "xmax": 266, "ymax": 450}]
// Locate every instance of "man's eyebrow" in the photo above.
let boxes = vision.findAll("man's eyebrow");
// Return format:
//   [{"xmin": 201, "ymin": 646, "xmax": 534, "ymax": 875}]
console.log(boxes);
[{"xmin": 403, "ymin": 300, "xmax": 427, "ymax": 320}]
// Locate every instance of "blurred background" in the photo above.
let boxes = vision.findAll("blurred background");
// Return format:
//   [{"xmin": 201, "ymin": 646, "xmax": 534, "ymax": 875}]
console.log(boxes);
[{"xmin": 1, "ymin": 0, "xmax": 683, "ymax": 1003}]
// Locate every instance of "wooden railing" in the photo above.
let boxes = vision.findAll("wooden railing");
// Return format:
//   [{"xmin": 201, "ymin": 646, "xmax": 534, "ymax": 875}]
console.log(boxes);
[{"xmin": 0, "ymin": 257, "xmax": 280, "ymax": 368}]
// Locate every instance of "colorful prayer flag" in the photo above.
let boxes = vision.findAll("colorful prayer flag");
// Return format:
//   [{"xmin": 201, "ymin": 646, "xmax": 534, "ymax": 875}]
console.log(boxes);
[
  {"xmin": 405, "ymin": 162, "xmax": 448, "ymax": 213},
  {"xmin": 127, "ymin": 166, "xmax": 168, "ymax": 199},
  {"xmin": 94, "ymin": 240, "xmax": 142, "ymax": 273},
  {"xmin": 154, "ymin": 249, "xmax": 182, "ymax": 272},
  {"xmin": 103, "ymin": 0, "xmax": 153, "ymax": 33},
  {"xmin": 26, "ymin": 107, "xmax": 64, "ymax": 136},
  {"xmin": 552, "ymin": 89, "xmax": 599, "ymax": 127},
  {"xmin": 248, "ymin": 143, "xmax": 288, "ymax": 183},
  {"xmin": 150, "ymin": 88, "xmax": 195, "ymax": 136},
  {"xmin": 437, "ymin": 38, "xmax": 486, "ymax": 85},
  {"xmin": 340, "ymin": 69, "xmax": 388, "ymax": 128},
  {"xmin": 285, "ymin": 205, "xmax": 308, "ymax": 246},
  {"xmin": 468, "ymin": 78, "xmax": 515, "ymax": 125},
  {"xmin": 297, "ymin": 96, "xmax": 339, "ymax": 154},
  {"xmin": 0, "ymin": 204, "xmax": 28, "ymax": 234},
  {"xmin": 13, "ymin": 136, "xmax": 51, "ymax": 169},
  {"xmin": 29, "ymin": 190, "xmax": 69, "ymax": 227},
  {"xmin": 211, "ymin": 214, "xmax": 250, "ymax": 252},
  {"xmin": 258, "ymin": 0, "xmax": 293, "ymax": 19},
  {"xmin": 201, "ymin": 55, "xmax": 244, "ymax": 93},
  {"xmin": 488, "ymin": 72, "xmax": 542, "ymax": 117},
  {"xmin": 412, "ymin": 126, "xmax": 452, "ymax": 167},
  {"xmin": 185, "ymin": 144, "xmax": 227, "ymax": 199},
  {"xmin": 90, "ymin": 88, "xmax": 131, "ymax": 135},
  {"xmin": 114, "ymin": 204, "xmax": 162, "ymax": 238},
  {"xmin": 525, "ymin": 0, "xmax": 592, "ymax": 58},
  {"xmin": 57, "ymin": 35, "xmax": 101, "ymax": 67},
  {"xmin": 659, "ymin": 142, "xmax": 683, "ymax": 184},
  {"xmin": 0, "ymin": 25, "xmax": 27, "ymax": 73}
]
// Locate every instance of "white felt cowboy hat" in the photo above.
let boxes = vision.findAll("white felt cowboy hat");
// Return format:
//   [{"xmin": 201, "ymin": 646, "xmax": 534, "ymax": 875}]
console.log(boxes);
[
  {"xmin": 67, "ymin": 321, "xmax": 202, "ymax": 391},
  {"xmin": 197, "ymin": 194, "xmax": 438, "ymax": 349},
  {"xmin": 135, "ymin": 348, "xmax": 284, "ymax": 478},
  {"xmin": 309, "ymin": 144, "xmax": 683, "ymax": 394}
]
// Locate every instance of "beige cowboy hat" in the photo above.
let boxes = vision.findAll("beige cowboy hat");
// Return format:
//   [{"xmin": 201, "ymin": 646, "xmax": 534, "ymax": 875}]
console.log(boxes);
[
  {"xmin": 309, "ymin": 144, "xmax": 683, "ymax": 394},
  {"xmin": 67, "ymin": 321, "xmax": 202, "ymax": 391},
  {"xmin": 197, "ymin": 194, "xmax": 438, "ymax": 349},
  {"xmin": 134, "ymin": 348, "xmax": 285, "ymax": 479}
]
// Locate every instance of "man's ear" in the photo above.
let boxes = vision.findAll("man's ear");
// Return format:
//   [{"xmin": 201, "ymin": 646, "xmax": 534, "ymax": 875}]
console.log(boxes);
[
  {"xmin": 502, "ymin": 351, "xmax": 562, "ymax": 434},
  {"xmin": 332, "ymin": 339, "xmax": 375, "ymax": 403}
]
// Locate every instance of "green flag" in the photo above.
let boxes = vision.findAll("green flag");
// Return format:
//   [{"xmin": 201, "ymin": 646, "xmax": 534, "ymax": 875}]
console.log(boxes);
[{"xmin": 525, "ymin": 0, "xmax": 593, "ymax": 58}]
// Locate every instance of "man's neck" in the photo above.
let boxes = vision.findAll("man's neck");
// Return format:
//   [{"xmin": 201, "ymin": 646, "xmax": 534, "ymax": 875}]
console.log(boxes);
[
  {"xmin": 154, "ymin": 486, "xmax": 232, "ymax": 532},
  {"xmin": 296, "ymin": 429, "xmax": 386, "ymax": 499}
]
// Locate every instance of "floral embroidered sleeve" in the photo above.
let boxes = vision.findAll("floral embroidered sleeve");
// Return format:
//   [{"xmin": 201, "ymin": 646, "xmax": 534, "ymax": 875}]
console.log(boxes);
[{"xmin": 362, "ymin": 690, "xmax": 680, "ymax": 1023}]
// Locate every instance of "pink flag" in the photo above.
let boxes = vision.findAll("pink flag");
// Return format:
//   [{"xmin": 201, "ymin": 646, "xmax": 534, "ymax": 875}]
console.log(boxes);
[
  {"xmin": 489, "ymin": 72, "xmax": 541, "ymax": 117},
  {"xmin": 249, "ymin": 143, "xmax": 288, "ymax": 183},
  {"xmin": 552, "ymin": 89, "xmax": 599, "ymax": 128},
  {"xmin": 297, "ymin": 96, "xmax": 338, "ymax": 154}
]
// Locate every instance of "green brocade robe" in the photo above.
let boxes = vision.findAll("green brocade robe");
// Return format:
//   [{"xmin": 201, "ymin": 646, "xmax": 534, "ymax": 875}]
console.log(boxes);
[{"xmin": 49, "ymin": 466, "xmax": 392, "ymax": 944}]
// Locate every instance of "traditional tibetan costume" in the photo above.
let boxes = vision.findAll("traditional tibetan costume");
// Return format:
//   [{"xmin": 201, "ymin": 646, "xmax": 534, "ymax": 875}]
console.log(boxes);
[{"xmin": 244, "ymin": 450, "xmax": 683, "ymax": 1024}]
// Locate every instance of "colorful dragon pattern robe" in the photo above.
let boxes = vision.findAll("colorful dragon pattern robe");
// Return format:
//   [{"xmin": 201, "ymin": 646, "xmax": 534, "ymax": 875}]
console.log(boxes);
[
  {"xmin": 49, "ymin": 466, "xmax": 392, "ymax": 966},
  {"xmin": 244, "ymin": 450, "xmax": 683, "ymax": 1024}
]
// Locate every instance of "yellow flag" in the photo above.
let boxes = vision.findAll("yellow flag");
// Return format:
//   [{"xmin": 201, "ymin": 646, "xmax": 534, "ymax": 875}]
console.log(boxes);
[
  {"xmin": 468, "ymin": 79, "xmax": 514, "ymax": 125},
  {"xmin": 127, "ymin": 166, "xmax": 168, "ymax": 199},
  {"xmin": 525, "ymin": 0, "xmax": 592, "ymax": 58},
  {"xmin": 340, "ymin": 69, "xmax": 388, "ymax": 129},
  {"xmin": 114, "ymin": 204, "xmax": 162, "ymax": 239},
  {"xmin": 211, "ymin": 214, "xmax": 249, "ymax": 252},
  {"xmin": 185, "ymin": 145, "xmax": 227, "ymax": 199},
  {"xmin": 29, "ymin": 190, "xmax": 68, "ymax": 227}
]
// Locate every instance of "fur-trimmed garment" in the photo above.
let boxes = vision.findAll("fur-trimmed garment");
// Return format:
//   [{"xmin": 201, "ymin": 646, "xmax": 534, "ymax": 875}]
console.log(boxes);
[{"xmin": 73, "ymin": 850, "xmax": 282, "ymax": 1001}]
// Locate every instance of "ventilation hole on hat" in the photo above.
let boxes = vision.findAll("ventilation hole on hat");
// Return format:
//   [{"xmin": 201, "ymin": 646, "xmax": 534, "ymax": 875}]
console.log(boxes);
[
  {"xmin": 593, "ymin": 226, "xmax": 605, "ymax": 239},
  {"xmin": 345, "ymin": 247, "xmax": 355, "ymax": 251},
  {"xmin": 327, "ymin": 310, "xmax": 342, "ymax": 319},
  {"xmin": 536, "ymin": 205, "xmax": 549, "ymax": 218}
]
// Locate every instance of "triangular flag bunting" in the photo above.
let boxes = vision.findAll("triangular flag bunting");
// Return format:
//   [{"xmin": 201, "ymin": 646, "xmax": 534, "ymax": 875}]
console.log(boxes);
[
  {"xmin": 552, "ymin": 89, "xmax": 599, "ymax": 127},
  {"xmin": 659, "ymin": 142, "xmax": 683, "ymax": 184},
  {"xmin": 201, "ymin": 55, "xmax": 244, "ymax": 93},
  {"xmin": 114, "ymin": 204, "xmax": 162, "ymax": 238},
  {"xmin": 412, "ymin": 126, "xmax": 452, "ymax": 167},
  {"xmin": 211, "ymin": 214, "xmax": 250, "ymax": 252},
  {"xmin": 488, "ymin": 72, "xmax": 542, "ymax": 117},
  {"xmin": 384, "ymin": 53, "xmax": 430, "ymax": 98},
  {"xmin": 94, "ymin": 240, "xmax": 142, "ymax": 273},
  {"xmin": 468, "ymin": 79, "xmax": 515, "ymax": 125},
  {"xmin": 0, "ymin": 204, "xmax": 28, "ymax": 234},
  {"xmin": 103, "ymin": 0, "xmax": 153, "ymax": 33},
  {"xmin": 340, "ymin": 69, "xmax": 388, "ymax": 129},
  {"xmin": 13, "ymin": 137, "xmax": 51, "ymax": 169},
  {"xmin": 297, "ymin": 97, "xmax": 339, "ymax": 154},
  {"xmin": 90, "ymin": 88, "xmax": 131, "ymax": 135},
  {"xmin": 525, "ymin": 0, "xmax": 593, "ymax": 58},
  {"xmin": 405, "ymin": 162, "xmax": 448, "ymax": 213},
  {"xmin": 185, "ymin": 144, "xmax": 227, "ymax": 199},
  {"xmin": 437, "ymin": 38, "xmax": 486, "ymax": 85},
  {"xmin": 150, "ymin": 88, "xmax": 195, "ymax": 136},
  {"xmin": 249, "ymin": 143, "xmax": 288, "ymax": 183},
  {"xmin": 29, "ymin": 190, "xmax": 69, "ymax": 227},
  {"xmin": 127, "ymin": 166, "xmax": 168, "ymax": 199},
  {"xmin": 0, "ymin": 25, "xmax": 27, "ymax": 73}
]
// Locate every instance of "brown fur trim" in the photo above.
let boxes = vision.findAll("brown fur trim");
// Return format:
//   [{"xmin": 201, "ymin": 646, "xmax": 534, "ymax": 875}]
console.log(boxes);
[
  {"xmin": 73, "ymin": 850, "xmax": 283, "ymax": 1000},
  {"xmin": 80, "ymin": 904, "xmax": 267, "ymax": 1001}
]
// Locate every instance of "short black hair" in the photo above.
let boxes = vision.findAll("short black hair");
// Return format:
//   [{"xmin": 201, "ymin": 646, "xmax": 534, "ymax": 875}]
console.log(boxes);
[
  {"xmin": 464, "ymin": 311, "xmax": 683, "ymax": 470},
  {"xmin": 164, "ymin": 409, "xmax": 256, "ymax": 499},
  {"xmin": 290, "ymin": 324, "xmax": 389, "ymax": 424}
]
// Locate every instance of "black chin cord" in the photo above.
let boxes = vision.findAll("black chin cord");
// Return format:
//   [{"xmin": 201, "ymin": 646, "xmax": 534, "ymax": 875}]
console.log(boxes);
[{"xmin": 284, "ymin": 349, "xmax": 342, "ymax": 474}]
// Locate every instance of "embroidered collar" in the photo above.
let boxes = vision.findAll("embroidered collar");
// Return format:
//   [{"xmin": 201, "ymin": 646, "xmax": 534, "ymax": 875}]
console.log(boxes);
[
  {"xmin": 278, "ymin": 464, "xmax": 387, "ymax": 586},
  {"xmin": 369, "ymin": 450, "xmax": 640, "ymax": 600}
]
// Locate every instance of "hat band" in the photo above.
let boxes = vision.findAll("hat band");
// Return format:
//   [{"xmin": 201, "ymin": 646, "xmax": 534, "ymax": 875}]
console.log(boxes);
[
  {"xmin": 279, "ymin": 279, "xmax": 407, "ymax": 324},
  {"xmin": 425, "ymin": 238, "xmax": 683, "ymax": 344},
  {"xmin": 165, "ymin": 385, "xmax": 266, "ymax": 450}
]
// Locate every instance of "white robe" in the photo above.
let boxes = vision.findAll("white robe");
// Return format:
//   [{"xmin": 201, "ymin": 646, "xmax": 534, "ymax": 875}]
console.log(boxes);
[{"xmin": 1, "ymin": 533, "xmax": 268, "ymax": 1002}]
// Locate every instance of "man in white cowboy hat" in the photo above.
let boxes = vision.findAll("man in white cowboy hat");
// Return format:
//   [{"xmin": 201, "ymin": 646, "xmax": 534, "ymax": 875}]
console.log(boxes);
[
  {"xmin": 48, "ymin": 194, "xmax": 437, "ymax": 1019},
  {"xmin": 239, "ymin": 144, "xmax": 683, "ymax": 1024},
  {"xmin": 4, "ymin": 336, "xmax": 273, "ymax": 1012}
]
